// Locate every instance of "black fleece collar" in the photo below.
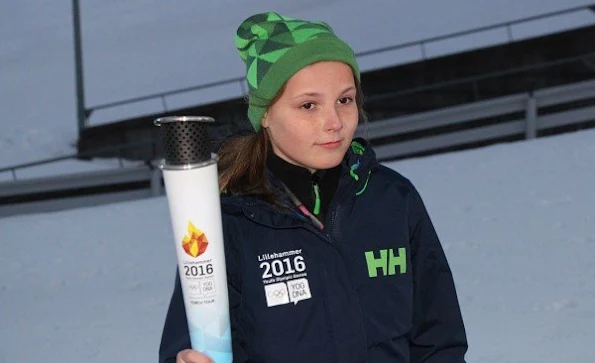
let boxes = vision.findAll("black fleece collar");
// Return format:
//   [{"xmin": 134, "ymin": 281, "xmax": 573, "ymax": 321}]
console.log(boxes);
[{"xmin": 266, "ymin": 151, "xmax": 340, "ymax": 224}]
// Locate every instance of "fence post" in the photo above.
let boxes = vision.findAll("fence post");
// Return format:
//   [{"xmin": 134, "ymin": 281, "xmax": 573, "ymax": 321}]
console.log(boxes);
[
  {"xmin": 525, "ymin": 94, "xmax": 537, "ymax": 139},
  {"xmin": 420, "ymin": 41, "xmax": 427, "ymax": 61},
  {"xmin": 161, "ymin": 95, "xmax": 168, "ymax": 112}
]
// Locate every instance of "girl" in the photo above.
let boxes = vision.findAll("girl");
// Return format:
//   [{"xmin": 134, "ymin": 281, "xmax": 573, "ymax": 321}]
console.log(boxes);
[{"xmin": 160, "ymin": 12, "xmax": 467, "ymax": 363}]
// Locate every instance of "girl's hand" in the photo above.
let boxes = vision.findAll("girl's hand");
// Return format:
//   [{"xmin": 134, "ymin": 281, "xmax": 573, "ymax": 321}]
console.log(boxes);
[{"xmin": 176, "ymin": 349, "xmax": 212, "ymax": 363}]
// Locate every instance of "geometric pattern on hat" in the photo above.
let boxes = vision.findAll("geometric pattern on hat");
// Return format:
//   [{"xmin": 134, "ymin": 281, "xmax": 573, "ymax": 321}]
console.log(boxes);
[{"xmin": 235, "ymin": 12, "xmax": 336, "ymax": 91}]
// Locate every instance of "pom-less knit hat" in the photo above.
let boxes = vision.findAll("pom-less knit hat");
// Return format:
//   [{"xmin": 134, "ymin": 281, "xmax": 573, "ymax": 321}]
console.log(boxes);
[{"xmin": 235, "ymin": 12, "xmax": 360, "ymax": 131}]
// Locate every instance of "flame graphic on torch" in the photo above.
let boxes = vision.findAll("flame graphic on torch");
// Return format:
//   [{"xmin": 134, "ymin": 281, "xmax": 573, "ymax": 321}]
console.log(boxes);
[{"xmin": 182, "ymin": 221, "xmax": 209, "ymax": 258}]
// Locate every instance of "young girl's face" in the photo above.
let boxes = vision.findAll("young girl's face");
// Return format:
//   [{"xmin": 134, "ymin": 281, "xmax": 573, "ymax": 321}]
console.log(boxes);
[{"xmin": 262, "ymin": 61, "xmax": 359, "ymax": 172}]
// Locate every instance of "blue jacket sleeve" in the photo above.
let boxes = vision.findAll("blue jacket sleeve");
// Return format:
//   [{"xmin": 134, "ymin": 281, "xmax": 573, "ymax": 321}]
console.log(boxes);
[{"xmin": 408, "ymin": 185, "xmax": 468, "ymax": 362}]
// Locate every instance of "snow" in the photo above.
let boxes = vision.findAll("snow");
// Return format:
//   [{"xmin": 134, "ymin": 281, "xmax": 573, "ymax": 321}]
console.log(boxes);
[
  {"xmin": 0, "ymin": 198, "xmax": 176, "ymax": 363},
  {"xmin": 1, "ymin": 129, "xmax": 595, "ymax": 362}
]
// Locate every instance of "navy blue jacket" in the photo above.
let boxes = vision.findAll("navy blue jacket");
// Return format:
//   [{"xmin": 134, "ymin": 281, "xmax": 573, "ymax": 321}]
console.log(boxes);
[{"xmin": 159, "ymin": 139, "xmax": 467, "ymax": 362}]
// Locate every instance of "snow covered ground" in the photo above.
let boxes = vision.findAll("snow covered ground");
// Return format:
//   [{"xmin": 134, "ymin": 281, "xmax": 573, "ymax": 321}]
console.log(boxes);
[{"xmin": 1, "ymin": 128, "xmax": 594, "ymax": 362}]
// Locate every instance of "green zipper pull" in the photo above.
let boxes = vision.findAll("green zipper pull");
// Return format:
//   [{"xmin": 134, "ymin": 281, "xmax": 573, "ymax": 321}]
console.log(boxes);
[{"xmin": 312, "ymin": 183, "xmax": 321, "ymax": 216}]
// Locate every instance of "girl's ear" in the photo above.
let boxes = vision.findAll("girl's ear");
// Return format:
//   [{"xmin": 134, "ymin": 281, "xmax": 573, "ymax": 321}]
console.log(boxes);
[{"xmin": 261, "ymin": 112, "xmax": 269, "ymax": 129}]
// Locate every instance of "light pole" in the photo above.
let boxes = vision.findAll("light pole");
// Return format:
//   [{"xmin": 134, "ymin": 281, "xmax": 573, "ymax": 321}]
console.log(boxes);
[{"xmin": 72, "ymin": 0, "xmax": 86, "ymax": 136}]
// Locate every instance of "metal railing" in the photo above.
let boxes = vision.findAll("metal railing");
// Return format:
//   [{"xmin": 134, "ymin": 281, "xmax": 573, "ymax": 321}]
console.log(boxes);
[
  {"xmin": 0, "ymin": 140, "xmax": 157, "ymax": 182},
  {"xmin": 357, "ymin": 78, "xmax": 595, "ymax": 160},
  {"xmin": 3, "ymin": 67, "xmax": 595, "ymax": 180},
  {"xmin": 1, "ymin": 77, "xmax": 594, "ymax": 217},
  {"xmin": 0, "ymin": 164, "xmax": 163, "ymax": 218},
  {"xmin": 364, "ymin": 50, "xmax": 595, "ymax": 105},
  {"xmin": 357, "ymin": 3, "xmax": 595, "ymax": 58}
]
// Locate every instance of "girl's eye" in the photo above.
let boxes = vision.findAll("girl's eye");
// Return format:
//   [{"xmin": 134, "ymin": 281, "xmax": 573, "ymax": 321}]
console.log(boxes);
[
  {"xmin": 300, "ymin": 102, "xmax": 315, "ymax": 110},
  {"xmin": 338, "ymin": 97, "xmax": 353, "ymax": 104}
]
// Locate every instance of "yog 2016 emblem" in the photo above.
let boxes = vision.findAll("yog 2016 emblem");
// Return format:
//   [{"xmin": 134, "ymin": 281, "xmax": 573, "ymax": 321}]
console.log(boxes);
[{"xmin": 182, "ymin": 221, "xmax": 209, "ymax": 258}]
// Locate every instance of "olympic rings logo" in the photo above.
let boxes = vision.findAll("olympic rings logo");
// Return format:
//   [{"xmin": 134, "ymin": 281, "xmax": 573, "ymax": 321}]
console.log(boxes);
[{"xmin": 267, "ymin": 289, "xmax": 286, "ymax": 298}]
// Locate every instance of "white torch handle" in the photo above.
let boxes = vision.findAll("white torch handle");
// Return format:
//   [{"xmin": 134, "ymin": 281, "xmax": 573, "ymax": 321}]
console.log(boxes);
[{"xmin": 162, "ymin": 161, "xmax": 232, "ymax": 362}]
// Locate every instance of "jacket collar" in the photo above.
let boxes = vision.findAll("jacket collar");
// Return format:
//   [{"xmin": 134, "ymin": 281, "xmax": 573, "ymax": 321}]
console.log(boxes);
[
  {"xmin": 266, "ymin": 150, "xmax": 341, "ymax": 224},
  {"xmin": 221, "ymin": 137, "xmax": 378, "ymax": 228},
  {"xmin": 341, "ymin": 137, "xmax": 378, "ymax": 196}
]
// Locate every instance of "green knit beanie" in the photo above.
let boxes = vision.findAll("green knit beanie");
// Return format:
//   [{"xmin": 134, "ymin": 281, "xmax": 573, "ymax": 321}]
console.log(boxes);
[{"xmin": 235, "ymin": 12, "xmax": 360, "ymax": 131}]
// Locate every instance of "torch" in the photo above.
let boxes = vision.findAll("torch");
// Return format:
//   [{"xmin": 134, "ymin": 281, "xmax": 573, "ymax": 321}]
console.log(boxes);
[{"xmin": 154, "ymin": 116, "xmax": 232, "ymax": 362}]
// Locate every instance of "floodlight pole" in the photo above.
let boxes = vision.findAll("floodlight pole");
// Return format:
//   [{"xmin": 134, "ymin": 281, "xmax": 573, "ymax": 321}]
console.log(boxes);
[{"xmin": 72, "ymin": 0, "xmax": 86, "ymax": 136}]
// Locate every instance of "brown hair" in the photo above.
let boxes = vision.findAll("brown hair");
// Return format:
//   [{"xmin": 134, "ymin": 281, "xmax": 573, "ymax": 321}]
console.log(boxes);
[{"xmin": 217, "ymin": 78, "xmax": 367, "ymax": 201}]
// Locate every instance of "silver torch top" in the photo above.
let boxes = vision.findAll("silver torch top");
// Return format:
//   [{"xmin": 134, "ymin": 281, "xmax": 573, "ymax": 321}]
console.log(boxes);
[{"xmin": 154, "ymin": 116, "xmax": 216, "ymax": 169}]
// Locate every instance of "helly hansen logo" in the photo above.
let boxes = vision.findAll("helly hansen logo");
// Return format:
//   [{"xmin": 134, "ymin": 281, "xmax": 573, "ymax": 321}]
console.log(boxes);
[{"xmin": 365, "ymin": 248, "xmax": 407, "ymax": 278}]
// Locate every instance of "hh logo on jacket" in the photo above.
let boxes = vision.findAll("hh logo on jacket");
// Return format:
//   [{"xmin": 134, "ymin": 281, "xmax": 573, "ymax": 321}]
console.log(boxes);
[{"xmin": 365, "ymin": 248, "xmax": 407, "ymax": 278}]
